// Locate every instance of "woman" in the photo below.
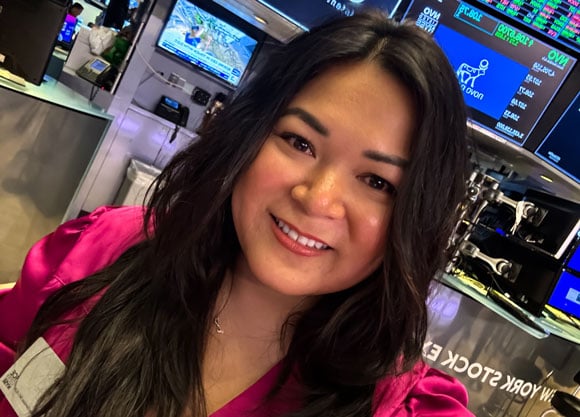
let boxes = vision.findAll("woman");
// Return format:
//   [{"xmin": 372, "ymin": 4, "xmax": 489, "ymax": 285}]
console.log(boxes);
[{"xmin": 0, "ymin": 11, "xmax": 471, "ymax": 417}]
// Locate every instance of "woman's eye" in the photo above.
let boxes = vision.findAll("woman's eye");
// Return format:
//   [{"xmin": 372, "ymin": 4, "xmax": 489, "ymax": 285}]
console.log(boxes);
[
  {"xmin": 362, "ymin": 175, "xmax": 397, "ymax": 196},
  {"xmin": 280, "ymin": 133, "xmax": 315, "ymax": 157}
]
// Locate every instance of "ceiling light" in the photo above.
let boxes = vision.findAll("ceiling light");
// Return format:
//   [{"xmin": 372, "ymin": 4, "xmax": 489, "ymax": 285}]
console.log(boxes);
[{"xmin": 540, "ymin": 175, "xmax": 553, "ymax": 183}]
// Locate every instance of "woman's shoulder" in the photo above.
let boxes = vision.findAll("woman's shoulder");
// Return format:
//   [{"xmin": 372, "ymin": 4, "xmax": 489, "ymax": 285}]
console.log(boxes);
[
  {"xmin": 373, "ymin": 361, "xmax": 474, "ymax": 417},
  {"xmin": 20, "ymin": 205, "xmax": 146, "ymax": 284},
  {"xmin": 0, "ymin": 206, "xmax": 147, "ymax": 365}
]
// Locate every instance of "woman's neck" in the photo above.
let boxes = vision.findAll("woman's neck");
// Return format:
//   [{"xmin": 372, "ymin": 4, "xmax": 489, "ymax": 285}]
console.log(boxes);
[
  {"xmin": 201, "ymin": 258, "xmax": 314, "ymax": 414},
  {"xmin": 215, "ymin": 258, "xmax": 314, "ymax": 348}
]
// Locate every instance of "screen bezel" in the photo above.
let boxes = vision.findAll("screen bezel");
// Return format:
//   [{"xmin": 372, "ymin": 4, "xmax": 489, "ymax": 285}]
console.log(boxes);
[{"xmin": 155, "ymin": 0, "xmax": 265, "ymax": 88}]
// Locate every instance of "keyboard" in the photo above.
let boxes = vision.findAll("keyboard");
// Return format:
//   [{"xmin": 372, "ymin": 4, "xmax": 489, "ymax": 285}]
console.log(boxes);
[{"xmin": 0, "ymin": 68, "xmax": 26, "ymax": 86}]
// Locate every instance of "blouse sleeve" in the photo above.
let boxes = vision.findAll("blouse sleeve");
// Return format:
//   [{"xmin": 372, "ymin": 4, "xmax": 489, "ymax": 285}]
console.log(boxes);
[
  {"xmin": 0, "ymin": 205, "xmax": 145, "ymax": 376},
  {"xmin": 394, "ymin": 367, "xmax": 473, "ymax": 416},
  {"xmin": 374, "ymin": 363, "xmax": 474, "ymax": 417}
]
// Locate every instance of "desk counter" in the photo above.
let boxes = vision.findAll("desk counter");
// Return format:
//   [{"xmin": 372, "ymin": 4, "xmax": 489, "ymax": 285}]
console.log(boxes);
[
  {"xmin": 427, "ymin": 278, "xmax": 579, "ymax": 416},
  {"xmin": 0, "ymin": 74, "xmax": 112, "ymax": 120},
  {"xmin": 0, "ymin": 76, "xmax": 113, "ymax": 279}
]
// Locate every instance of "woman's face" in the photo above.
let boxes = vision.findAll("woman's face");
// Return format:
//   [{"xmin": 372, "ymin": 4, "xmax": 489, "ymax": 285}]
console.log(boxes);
[{"xmin": 231, "ymin": 61, "xmax": 415, "ymax": 297}]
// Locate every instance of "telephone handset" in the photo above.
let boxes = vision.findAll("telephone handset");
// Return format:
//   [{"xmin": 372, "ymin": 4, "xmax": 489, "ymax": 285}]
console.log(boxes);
[
  {"xmin": 76, "ymin": 58, "xmax": 112, "ymax": 86},
  {"xmin": 178, "ymin": 104, "xmax": 189, "ymax": 127}
]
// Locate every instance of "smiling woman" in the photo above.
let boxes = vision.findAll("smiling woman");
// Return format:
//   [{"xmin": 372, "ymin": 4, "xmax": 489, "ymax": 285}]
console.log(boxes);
[{"xmin": 0, "ymin": 10, "xmax": 471, "ymax": 417}]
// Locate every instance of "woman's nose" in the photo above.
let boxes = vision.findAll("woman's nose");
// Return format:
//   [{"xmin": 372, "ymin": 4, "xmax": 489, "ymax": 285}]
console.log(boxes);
[{"xmin": 291, "ymin": 168, "xmax": 346, "ymax": 219}]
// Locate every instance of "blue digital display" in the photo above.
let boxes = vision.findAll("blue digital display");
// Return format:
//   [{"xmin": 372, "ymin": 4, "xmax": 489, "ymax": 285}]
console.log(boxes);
[
  {"xmin": 402, "ymin": 0, "xmax": 576, "ymax": 145},
  {"xmin": 90, "ymin": 59, "xmax": 109, "ymax": 72},
  {"xmin": 434, "ymin": 24, "xmax": 528, "ymax": 120},
  {"xmin": 548, "ymin": 270, "xmax": 580, "ymax": 319},
  {"xmin": 57, "ymin": 14, "xmax": 77, "ymax": 45},
  {"xmin": 164, "ymin": 96, "xmax": 180, "ymax": 109}
]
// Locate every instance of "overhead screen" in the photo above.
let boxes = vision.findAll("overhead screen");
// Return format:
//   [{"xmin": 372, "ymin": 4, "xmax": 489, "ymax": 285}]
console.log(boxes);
[
  {"xmin": 257, "ymin": 0, "xmax": 402, "ymax": 30},
  {"xmin": 401, "ymin": 0, "xmax": 576, "ymax": 145},
  {"xmin": 474, "ymin": 0, "xmax": 579, "ymax": 54}
]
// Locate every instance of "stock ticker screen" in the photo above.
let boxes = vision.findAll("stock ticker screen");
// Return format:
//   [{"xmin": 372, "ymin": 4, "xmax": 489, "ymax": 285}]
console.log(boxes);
[
  {"xmin": 402, "ymin": 0, "xmax": 576, "ymax": 145},
  {"xmin": 475, "ymin": 0, "xmax": 580, "ymax": 53}
]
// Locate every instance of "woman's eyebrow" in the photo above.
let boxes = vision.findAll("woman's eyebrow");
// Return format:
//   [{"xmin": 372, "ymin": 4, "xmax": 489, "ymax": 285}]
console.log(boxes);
[
  {"xmin": 281, "ymin": 107, "xmax": 329, "ymax": 136},
  {"xmin": 363, "ymin": 150, "xmax": 409, "ymax": 168}
]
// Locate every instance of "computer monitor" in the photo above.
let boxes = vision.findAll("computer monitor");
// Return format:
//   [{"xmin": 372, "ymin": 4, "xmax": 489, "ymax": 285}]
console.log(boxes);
[
  {"xmin": 548, "ymin": 270, "xmax": 580, "ymax": 320},
  {"xmin": 0, "ymin": 0, "xmax": 68, "ymax": 85},
  {"xmin": 57, "ymin": 14, "xmax": 78, "ymax": 50}
]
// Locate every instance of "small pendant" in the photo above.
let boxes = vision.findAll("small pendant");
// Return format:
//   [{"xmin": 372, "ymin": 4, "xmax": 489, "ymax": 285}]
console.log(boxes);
[{"xmin": 214, "ymin": 317, "xmax": 224, "ymax": 334}]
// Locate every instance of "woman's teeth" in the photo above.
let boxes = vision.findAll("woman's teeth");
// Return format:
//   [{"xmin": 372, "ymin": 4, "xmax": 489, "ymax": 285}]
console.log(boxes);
[{"xmin": 275, "ymin": 218, "xmax": 329, "ymax": 250}]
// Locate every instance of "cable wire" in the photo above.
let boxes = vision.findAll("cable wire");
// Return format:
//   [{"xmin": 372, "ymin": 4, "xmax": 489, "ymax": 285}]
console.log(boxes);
[{"xmin": 134, "ymin": 44, "xmax": 184, "ymax": 89}]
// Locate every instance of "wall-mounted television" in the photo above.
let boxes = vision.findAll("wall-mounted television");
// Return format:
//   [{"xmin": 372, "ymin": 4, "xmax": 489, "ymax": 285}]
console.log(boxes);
[
  {"xmin": 400, "ymin": 0, "xmax": 577, "ymax": 146},
  {"xmin": 156, "ymin": 0, "xmax": 261, "ymax": 87},
  {"xmin": 257, "ymin": 0, "xmax": 402, "ymax": 30}
]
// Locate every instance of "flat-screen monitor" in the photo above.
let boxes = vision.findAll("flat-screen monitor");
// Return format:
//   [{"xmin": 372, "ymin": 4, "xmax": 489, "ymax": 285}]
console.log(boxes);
[
  {"xmin": 400, "ymin": 0, "xmax": 577, "ymax": 145},
  {"xmin": 57, "ymin": 14, "xmax": 78, "ymax": 49},
  {"xmin": 156, "ymin": 0, "xmax": 260, "ymax": 87},
  {"xmin": 548, "ymin": 270, "xmax": 580, "ymax": 319},
  {"xmin": 0, "ymin": 0, "xmax": 68, "ymax": 85},
  {"xmin": 565, "ymin": 234, "xmax": 580, "ymax": 273},
  {"xmin": 474, "ymin": 0, "xmax": 580, "ymax": 54},
  {"xmin": 533, "ymin": 90, "xmax": 580, "ymax": 183},
  {"xmin": 257, "ymin": 0, "xmax": 402, "ymax": 30}
]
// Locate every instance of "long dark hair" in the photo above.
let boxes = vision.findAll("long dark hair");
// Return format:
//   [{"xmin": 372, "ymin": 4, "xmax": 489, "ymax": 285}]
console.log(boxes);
[{"xmin": 24, "ymin": 11, "xmax": 468, "ymax": 417}]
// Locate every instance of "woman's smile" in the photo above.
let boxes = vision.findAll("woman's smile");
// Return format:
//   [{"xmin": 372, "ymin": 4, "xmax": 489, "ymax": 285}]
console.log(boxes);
[{"xmin": 271, "ymin": 214, "xmax": 331, "ymax": 256}]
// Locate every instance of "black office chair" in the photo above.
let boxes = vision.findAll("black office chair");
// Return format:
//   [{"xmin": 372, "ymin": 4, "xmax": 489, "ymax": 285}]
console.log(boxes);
[{"xmin": 550, "ymin": 371, "xmax": 580, "ymax": 417}]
